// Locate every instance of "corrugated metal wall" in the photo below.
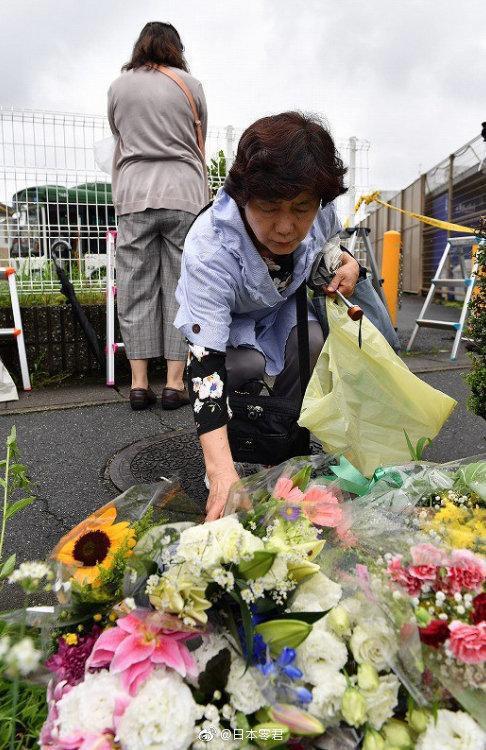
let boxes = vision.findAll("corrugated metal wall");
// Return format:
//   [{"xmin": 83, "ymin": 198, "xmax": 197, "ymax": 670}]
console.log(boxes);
[{"xmin": 358, "ymin": 134, "xmax": 485, "ymax": 295}]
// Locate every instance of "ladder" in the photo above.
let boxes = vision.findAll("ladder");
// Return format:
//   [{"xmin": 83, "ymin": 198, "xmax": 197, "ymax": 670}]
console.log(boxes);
[
  {"xmin": 342, "ymin": 226, "xmax": 389, "ymax": 310},
  {"xmin": 0, "ymin": 268, "xmax": 31, "ymax": 390},
  {"xmin": 406, "ymin": 236, "xmax": 478, "ymax": 360},
  {"xmin": 106, "ymin": 230, "xmax": 125, "ymax": 386}
]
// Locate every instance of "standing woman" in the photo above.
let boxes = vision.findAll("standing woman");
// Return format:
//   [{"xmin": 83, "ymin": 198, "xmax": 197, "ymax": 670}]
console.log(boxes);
[{"xmin": 108, "ymin": 22, "xmax": 208, "ymax": 410}]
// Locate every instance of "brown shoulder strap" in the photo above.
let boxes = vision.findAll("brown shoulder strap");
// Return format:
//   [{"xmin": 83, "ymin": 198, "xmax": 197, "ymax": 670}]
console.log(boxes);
[{"xmin": 155, "ymin": 65, "xmax": 205, "ymax": 159}]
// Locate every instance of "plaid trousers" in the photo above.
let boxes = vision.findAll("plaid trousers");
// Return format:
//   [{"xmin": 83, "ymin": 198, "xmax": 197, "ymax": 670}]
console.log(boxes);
[{"xmin": 116, "ymin": 208, "xmax": 194, "ymax": 361}]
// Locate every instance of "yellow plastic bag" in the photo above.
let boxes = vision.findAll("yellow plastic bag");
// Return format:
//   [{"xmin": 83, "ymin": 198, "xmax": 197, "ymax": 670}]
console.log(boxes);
[{"xmin": 299, "ymin": 297, "xmax": 457, "ymax": 477}]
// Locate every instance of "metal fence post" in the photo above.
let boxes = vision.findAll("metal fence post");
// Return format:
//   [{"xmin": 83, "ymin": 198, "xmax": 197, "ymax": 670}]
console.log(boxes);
[
  {"xmin": 225, "ymin": 125, "xmax": 236, "ymax": 170},
  {"xmin": 347, "ymin": 136, "xmax": 357, "ymax": 226}
]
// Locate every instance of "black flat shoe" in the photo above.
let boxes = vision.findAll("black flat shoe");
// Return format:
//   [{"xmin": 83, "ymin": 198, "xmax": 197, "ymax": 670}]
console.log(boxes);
[
  {"xmin": 161, "ymin": 387, "xmax": 190, "ymax": 410},
  {"xmin": 129, "ymin": 387, "xmax": 157, "ymax": 411}
]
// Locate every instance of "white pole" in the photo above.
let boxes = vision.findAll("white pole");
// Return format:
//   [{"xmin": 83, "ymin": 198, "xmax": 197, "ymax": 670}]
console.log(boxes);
[
  {"xmin": 7, "ymin": 269, "xmax": 31, "ymax": 390},
  {"xmin": 348, "ymin": 136, "xmax": 357, "ymax": 227},
  {"xmin": 106, "ymin": 231, "xmax": 116, "ymax": 386}
]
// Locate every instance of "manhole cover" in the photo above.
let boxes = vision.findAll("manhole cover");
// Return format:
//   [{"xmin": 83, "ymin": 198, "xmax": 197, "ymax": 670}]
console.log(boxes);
[{"xmin": 108, "ymin": 429, "xmax": 207, "ymax": 512}]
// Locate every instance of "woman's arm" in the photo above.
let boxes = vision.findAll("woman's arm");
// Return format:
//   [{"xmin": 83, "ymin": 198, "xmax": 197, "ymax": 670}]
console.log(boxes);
[
  {"xmin": 200, "ymin": 427, "xmax": 239, "ymax": 521},
  {"xmin": 187, "ymin": 345, "xmax": 238, "ymax": 521}
]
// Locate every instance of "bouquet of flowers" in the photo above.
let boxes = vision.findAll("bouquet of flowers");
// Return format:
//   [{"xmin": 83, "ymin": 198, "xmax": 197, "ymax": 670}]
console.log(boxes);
[{"xmin": 2, "ymin": 456, "xmax": 486, "ymax": 750}]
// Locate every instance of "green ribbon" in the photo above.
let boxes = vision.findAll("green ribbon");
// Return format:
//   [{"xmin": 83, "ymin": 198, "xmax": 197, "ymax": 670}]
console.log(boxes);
[{"xmin": 323, "ymin": 456, "xmax": 404, "ymax": 496}]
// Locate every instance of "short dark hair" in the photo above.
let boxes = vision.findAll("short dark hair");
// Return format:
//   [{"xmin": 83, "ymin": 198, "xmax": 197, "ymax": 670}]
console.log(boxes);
[
  {"xmin": 225, "ymin": 112, "xmax": 347, "ymax": 207},
  {"xmin": 123, "ymin": 22, "xmax": 188, "ymax": 72}
]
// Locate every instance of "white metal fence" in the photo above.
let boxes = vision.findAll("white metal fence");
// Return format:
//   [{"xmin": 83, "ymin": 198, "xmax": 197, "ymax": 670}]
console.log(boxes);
[{"xmin": 0, "ymin": 107, "xmax": 371, "ymax": 293}]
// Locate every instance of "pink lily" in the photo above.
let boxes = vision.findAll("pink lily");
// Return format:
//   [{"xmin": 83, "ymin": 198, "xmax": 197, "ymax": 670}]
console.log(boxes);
[
  {"xmin": 42, "ymin": 731, "xmax": 115, "ymax": 750},
  {"xmin": 301, "ymin": 485, "xmax": 343, "ymax": 527},
  {"xmin": 87, "ymin": 609, "xmax": 198, "ymax": 695},
  {"xmin": 270, "ymin": 704, "xmax": 325, "ymax": 736}
]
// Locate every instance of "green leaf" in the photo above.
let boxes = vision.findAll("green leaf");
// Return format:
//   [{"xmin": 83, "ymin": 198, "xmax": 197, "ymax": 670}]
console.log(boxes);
[
  {"xmin": 6, "ymin": 425, "xmax": 16, "ymax": 447},
  {"xmin": 0, "ymin": 553, "xmax": 16, "ymax": 579},
  {"xmin": 272, "ymin": 611, "xmax": 326, "ymax": 624},
  {"xmin": 404, "ymin": 430, "xmax": 416, "ymax": 459},
  {"xmin": 229, "ymin": 590, "xmax": 254, "ymax": 666},
  {"xmin": 5, "ymin": 496, "xmax": 34, "ymax": 520},
  {"xmin": 238, "ymin": 550, "xmax": 276, "ymax": 581},
  {"xmin": 415, "ymin": 437, "xmax": 432, "ymax": 460},
  {"xmin": 290, "ymin": 465, "xmax": 313, "ymax": 490}
]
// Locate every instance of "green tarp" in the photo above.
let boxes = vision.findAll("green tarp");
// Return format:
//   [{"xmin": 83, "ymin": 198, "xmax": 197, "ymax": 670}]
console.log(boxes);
[{"xmin": 13, "ymin": 182, "xmax": 113, "ymax": 206}]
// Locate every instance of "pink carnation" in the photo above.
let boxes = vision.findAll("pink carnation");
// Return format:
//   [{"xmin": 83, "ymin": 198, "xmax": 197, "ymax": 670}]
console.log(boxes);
[
  {"xmin": 42, "ymin": 731, "xmax": 115, "ymax": 750},
  {"xmin": 408, "ymin": 543, "xmax": 443, "ymax": 583},
  {"xmin": 448, "ymin": 621, "xmax": 486, "ymax": 664},
  {"xmin": 387, "ymin": 555, "xmax": 422, "ymax": 596},
  {"xmin": 444, "ymin": 549, "xmax": 486, "ymax": 594},
  {"xmin": 273, "ymin": 477, "xmax": 304, "ymax": 503},
  {"xmin": 87, "ymin": 609, "xmax": 198, "ymax": 696}
]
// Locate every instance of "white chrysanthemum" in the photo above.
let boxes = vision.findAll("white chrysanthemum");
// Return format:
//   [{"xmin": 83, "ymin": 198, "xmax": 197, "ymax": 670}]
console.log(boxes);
[
  {"xmin": 226, "ymin": 657, "xmax": 266, "ymax": 714},
  {"xmin": 116, "ymin": 670, "xmax": 197, "ymax": 750},
  {"xmin": 290, "ymin": 572, "xmax": 342, "ymax": 613},
  {"xmin": 349, "ymin": 619, "xmax": 398, "ymax": 672},
  {"xmin": 296, "ymin": 626, "xmax": 348, "ymax": 685},
  {"xmin": 178, "ymin": 516, "xmax": 263, "ymax": 570},
  {"xmin": 8, "ymin": 561, "xmax": 51, "ymax": 584},
  {"xmin": 4, "ymin": 637, "xmax": 41, "ymax": 676},
  {"xmin": 360, "ymin": 673, "xmax": 399, "ymax": 730},
  {"xmin": 57, "ymin": 670, "xmax": 121, "ymax": 735},
  {"xmin": 339, "ymin": 597, "xmax": 362, "ymax": 627},
  {"xmin": 308, "ymin": 669, "xmax": 347, "ymax": 725},
  {"xmin": 416, "ymin": 710, "xmax": 486, "ymax": 750}
]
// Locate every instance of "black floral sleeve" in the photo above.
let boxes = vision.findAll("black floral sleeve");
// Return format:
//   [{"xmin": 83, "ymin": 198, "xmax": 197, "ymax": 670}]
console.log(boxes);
[{"xmin": 187, "ymin": 344, "xmax": 232, "ymax": 436}]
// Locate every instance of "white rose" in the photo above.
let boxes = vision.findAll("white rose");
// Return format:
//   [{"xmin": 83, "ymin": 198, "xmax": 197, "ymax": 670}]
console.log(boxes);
[
  {"xmin": 226, "ymin": 656, "xmax": 267, "ymax": 714},
  {"xmin": 296, "ymin": 626, "xmax": 348, "ymax": 685},
  {"xmin": 361, "ymin": 673, "xmax": 400, "ymax": 730},
  {"xmin": 116, "ymin": 670, "xmax": 197, "ymax": 750},
  {"xmin": 416, "ymin": 710, "xmax": 486, "ymax": 750},
  {"xmin": 350, "ymin": 619, "xmax": 397, "ymax": 672},
  {"xmin": 57, "ymin": 670, "xmax": 122, "ymax": 735},
  {"xmin": 308, "ymin": 669, "xmax": 347, "ymax": 726},
  {"xmin": 178, "ymin": 516, "xmax": 263, "ymax": 570},
  {"xmin": 290, "ymin": 572, "xmax": 342, "ymax": 613}
]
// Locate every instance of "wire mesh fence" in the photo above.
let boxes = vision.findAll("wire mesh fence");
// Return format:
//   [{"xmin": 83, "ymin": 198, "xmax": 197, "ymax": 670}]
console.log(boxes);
[{"xmin": 0, "ymin": 107, "xmax": 371, "ymax": 293}]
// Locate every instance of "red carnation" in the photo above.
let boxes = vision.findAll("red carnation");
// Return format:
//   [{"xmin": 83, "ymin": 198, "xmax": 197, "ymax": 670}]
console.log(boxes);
[
  {"xmin": 471, "ymin": 592, "xmax": 486, "ymax": 625},
  {"xmin": 419, "ymin": 619, "xmax": 450, "ymax": 648}
]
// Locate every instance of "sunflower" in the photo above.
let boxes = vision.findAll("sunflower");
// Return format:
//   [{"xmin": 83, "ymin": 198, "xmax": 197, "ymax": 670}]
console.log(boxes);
[{"xmin": 52, "ymin": 505, "xmax": 136, "ymax": 587}]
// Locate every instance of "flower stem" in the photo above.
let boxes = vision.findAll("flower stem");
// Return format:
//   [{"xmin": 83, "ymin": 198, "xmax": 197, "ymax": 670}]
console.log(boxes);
[{"xmin": 0, "ymin": 436, "xmax": 12, "ymax": 564}]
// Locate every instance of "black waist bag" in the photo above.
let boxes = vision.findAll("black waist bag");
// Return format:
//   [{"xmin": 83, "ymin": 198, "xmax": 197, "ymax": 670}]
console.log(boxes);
[{"xmin": 227, "ymin": 282, "xmax": 311, "ymax": 464}]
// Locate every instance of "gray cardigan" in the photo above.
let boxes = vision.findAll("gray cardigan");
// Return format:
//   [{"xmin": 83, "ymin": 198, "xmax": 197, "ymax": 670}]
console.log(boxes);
[{"xmin": 108, "ymin": 67, "xmax": 208, "ymax": 216}]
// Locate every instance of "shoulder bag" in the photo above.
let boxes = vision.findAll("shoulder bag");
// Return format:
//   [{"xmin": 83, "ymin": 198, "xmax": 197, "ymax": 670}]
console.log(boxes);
[{"xmin": 227, "ymin": 282, "xmax": 311, "ymax": 465}]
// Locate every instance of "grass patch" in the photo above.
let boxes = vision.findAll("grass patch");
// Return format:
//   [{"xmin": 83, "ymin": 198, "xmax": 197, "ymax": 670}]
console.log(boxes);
[{"xmin": 0, "ymin": 676, "xmax": 47, "ymax": 749}]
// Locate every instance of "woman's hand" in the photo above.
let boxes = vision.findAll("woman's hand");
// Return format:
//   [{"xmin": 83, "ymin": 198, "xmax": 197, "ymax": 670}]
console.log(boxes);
[
  {"xmin": 325, "ymin": 253, "xmax": 360, "ymax": 297},
  {"xmin": 205, "ymin": 467, "xmax": 241, "ymax": 521}
]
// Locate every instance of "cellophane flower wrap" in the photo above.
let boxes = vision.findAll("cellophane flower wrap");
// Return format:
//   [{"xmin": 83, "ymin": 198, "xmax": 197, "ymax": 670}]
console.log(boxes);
[{"xmin": 2, "ymin": 457, "xmax": 485, "ymax": 749}]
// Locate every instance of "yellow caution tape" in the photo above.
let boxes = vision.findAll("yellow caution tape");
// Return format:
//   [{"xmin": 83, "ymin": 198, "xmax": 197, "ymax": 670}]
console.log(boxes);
[{"xmin": 355, "ymin": 191, "xmax": 475, "ymax": 235}]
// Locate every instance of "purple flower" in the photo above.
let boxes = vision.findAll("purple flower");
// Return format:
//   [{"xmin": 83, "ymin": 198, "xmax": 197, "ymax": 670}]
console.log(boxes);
[
  {"xmin": 279, "ymin": 505, "xmax": 301, "ymax": 522},
  {"xmin": 46, "ymin": 626, "xmax": 101, "ymax": 686}
]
